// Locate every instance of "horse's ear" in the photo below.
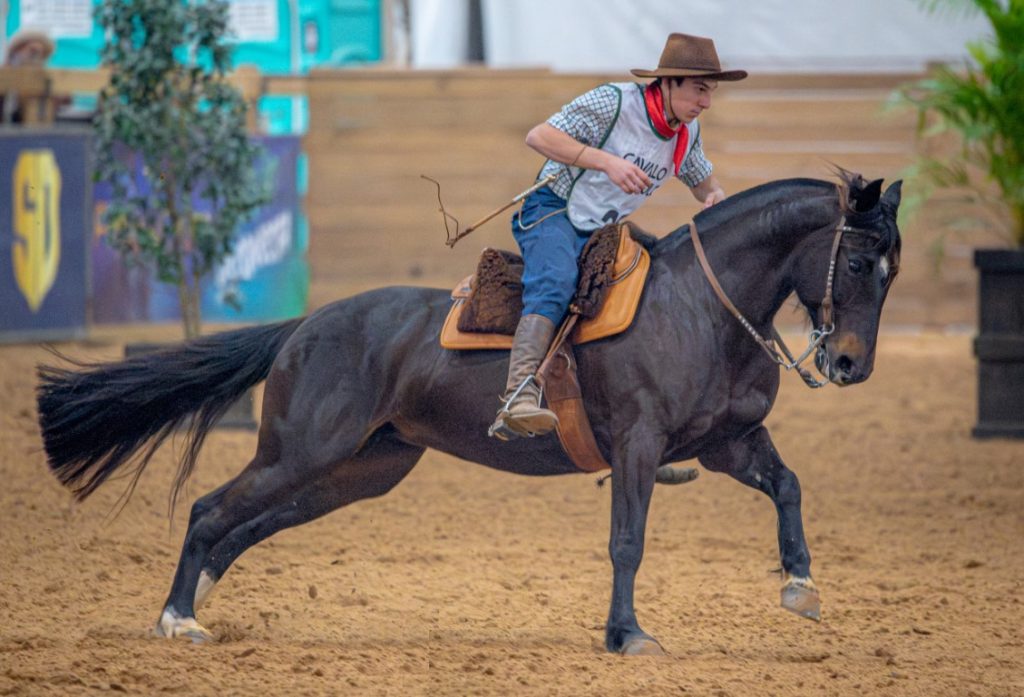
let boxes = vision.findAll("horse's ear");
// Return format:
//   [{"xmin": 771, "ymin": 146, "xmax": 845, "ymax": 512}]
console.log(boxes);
[
  {"xmin": 881, "ymin": 180, "xmax": 903, "ymax": 212},
  {"xmin": 850, "ymin": 178, "xmax": 884, "ymax": 212}
]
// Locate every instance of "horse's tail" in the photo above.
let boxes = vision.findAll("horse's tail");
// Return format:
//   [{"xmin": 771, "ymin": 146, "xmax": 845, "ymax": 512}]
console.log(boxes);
[{"xmin": 36, "ymin": 318, "xmax": 304, "ymax": 508}]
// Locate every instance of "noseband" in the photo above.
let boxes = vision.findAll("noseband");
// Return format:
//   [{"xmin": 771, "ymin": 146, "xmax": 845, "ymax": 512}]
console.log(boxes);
[{"xmin": 690, "ymin": 216, "xmax": 859, "ymax": 389}]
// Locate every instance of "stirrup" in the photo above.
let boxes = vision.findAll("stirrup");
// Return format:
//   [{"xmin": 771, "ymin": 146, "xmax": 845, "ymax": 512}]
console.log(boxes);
[
  {"xmin": 488, "ymin": 375, "xmax": 545, "ymax": 441},
  {"xmin": 488, "ymin": 415, "xmax": 527, "ymax": 441},
  {"xmin": 503, "ymin": 374, "xmax": 537, "ymax": 406}
]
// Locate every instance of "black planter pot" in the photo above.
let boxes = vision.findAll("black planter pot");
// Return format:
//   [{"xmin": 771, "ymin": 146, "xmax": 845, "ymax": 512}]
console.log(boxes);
[
  {"xmin": 124, "ymin": 342, "xmax": 258, "ymax": 431},
  {"xmin": 973, "ymin": 249, "xmax": 1024, "ymax": 439}
]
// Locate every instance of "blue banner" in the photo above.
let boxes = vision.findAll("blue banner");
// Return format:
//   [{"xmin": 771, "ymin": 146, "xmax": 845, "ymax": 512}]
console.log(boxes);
[
  {"xmin": 0, "ymin": 128, "xmax": 91, "ymax": 343},
  {"xmin": 92, "ymin": 135, "xmax": 309, "ymax": 324}
]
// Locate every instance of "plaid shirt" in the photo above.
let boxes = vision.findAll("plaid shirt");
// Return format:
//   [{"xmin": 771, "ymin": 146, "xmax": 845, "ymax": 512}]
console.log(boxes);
[{"xmin": 538, "ymin": 83, "xmax": 713, "ymax": 199}]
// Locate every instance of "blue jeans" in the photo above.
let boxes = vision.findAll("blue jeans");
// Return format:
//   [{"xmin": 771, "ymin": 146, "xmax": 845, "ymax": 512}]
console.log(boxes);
[{"xmin": 511, "ymin": 187, "xmax": 592, "ymax": 325}]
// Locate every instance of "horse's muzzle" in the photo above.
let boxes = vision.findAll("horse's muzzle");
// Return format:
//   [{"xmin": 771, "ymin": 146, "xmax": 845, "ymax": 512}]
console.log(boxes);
[{"xmin": 818, "ymin": 333, "xmax": 872, "ymax": 386}]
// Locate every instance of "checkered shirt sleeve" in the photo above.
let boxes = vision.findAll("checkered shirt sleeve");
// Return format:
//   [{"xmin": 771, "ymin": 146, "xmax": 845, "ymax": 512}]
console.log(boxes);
[
  {"xmin": 547, "ymin": 84, "xmax": 620, "ymax": 145},
  {"xmin": 538, "ymin": 84, "xmax": 621, "ymax": 199},
  {"xmin": 678, "ymin": 126, "xmax": 713, "ymax": 188}
]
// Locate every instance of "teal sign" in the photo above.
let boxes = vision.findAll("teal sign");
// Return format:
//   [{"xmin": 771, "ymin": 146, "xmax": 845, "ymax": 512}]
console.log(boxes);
[
  {"xmin": 4, "ymin": 1, "xmax": 381, "ymax": 134},
  {"xmin": 4, "ymin": 1, "xmax": 381, "ymax": 73}
]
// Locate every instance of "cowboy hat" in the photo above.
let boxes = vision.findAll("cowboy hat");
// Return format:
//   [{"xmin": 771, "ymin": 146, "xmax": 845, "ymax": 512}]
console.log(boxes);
[{"xmin": 631, "ymin": 33, "xmax": 747, "ymax": 81}]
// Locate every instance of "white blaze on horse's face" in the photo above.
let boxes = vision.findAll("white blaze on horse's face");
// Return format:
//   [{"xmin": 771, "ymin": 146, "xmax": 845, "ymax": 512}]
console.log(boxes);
[{"xmin": 879, "ymin": 256, "xmax": 890, "ymax": 285}]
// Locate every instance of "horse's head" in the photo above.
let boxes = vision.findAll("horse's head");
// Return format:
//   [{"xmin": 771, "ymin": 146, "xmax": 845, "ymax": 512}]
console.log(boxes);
[{"xmin": 794, "ymin": 176, "xmax": 902, "ymax": 386}]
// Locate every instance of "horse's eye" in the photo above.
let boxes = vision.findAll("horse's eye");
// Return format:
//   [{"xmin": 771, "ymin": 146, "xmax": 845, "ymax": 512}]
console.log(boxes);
[{"xmin": 848, "ymin": 258, "xmax": 868, "ymax": 274}]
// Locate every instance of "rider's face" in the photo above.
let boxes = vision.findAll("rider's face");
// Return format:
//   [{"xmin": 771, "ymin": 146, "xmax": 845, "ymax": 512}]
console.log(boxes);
[{"xmin": 667, "ymin": 78, "xmax": 717, "ymax": 123}]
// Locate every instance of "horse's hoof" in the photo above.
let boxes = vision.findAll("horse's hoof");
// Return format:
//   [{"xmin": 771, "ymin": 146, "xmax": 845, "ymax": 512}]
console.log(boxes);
[
  {"xmin": 620, "ymin": 637, "xmax": 666, "ymax": 656},
  {"xmin": 156, "ymin": 609, "xmax": 214, "ymax": 643},
  {"xmin": 180, "ymin": 625, "xmax": 214, "ymax": 644},
  {"xmin": 781, "ymin": 576, "xmax": 821, "ymax": 622},
  {"xmin": 655, "ymin": 465, "xmax": 699, "ymax": 485}
]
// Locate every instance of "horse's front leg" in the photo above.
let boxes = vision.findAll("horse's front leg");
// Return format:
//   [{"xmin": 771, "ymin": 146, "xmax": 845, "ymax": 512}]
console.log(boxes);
[
  {"xmin": 700, "ymin": 425, "xmax": 820, "ymax": 621},
  {"xmin": 605, "ymin": 431, "xmax": 665, "ymax": 655}
]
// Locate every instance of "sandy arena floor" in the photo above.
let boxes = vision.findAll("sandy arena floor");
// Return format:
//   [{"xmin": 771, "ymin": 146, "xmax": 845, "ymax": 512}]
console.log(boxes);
[{"xmin": 1, "ymin": 331, "xmax": 1022, "ymax": 696}]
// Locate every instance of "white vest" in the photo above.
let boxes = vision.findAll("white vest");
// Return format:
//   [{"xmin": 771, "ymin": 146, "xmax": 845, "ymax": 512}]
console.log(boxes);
[{"xmin": 566, "ymin": 82, "xmax": 699, "ymax": 231}]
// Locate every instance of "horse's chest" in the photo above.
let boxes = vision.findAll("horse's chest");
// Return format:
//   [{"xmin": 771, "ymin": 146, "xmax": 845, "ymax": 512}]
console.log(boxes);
[
  {"xmin": 671, "ymin": 384, "xmax": 773, "ymax": 448},
  {"xmin": 726, "ymin": 386, "xmax": 774, "ymax": 425}
]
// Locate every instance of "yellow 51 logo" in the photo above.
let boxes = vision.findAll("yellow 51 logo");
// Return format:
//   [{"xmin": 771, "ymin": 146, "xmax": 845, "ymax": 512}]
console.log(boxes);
[{"xmin": 13, "ymin": 150, "xmax": 61, "ymax": 312}]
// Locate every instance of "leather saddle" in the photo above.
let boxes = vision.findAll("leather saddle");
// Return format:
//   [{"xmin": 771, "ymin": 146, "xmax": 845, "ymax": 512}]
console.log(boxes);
[
  {"xmin": 440, "ymin": 222, "xmax": 650, "ymax": 350},
  {"xmin": 440, "ymin": 222, "xmax": 652, "ymax": 473}
]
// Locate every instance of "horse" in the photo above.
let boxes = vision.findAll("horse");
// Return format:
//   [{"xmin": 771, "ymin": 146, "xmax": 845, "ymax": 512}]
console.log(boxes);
[{"xmin": 36, "ymin": 171, "xmax": 902, "ymax": 655}]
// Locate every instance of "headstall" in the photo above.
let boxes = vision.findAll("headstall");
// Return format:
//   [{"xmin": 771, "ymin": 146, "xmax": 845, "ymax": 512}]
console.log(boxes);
[{"xmin": 690, "ymin": 216, "xmax": 868, "ymax": 389}]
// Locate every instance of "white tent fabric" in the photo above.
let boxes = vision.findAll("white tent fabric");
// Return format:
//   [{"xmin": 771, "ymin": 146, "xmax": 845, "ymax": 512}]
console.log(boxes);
[
  {"xmin": 411, "ymin": 0, "xmax": 992, "ymax": 73},
  {"xmin": 410, "ymin": 0, "xmax": 471, "ymax": 68}
]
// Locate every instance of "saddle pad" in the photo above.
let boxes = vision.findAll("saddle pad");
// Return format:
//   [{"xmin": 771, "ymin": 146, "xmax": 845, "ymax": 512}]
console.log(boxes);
[{"xmin": 440, "ymin": 224, "xmax": 650, "ymax": 350}]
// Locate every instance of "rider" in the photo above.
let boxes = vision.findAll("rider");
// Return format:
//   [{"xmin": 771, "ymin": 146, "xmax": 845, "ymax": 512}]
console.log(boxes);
[{"xmin": 489, "ymin": 32, "xmax": 748, "ymax": 441}]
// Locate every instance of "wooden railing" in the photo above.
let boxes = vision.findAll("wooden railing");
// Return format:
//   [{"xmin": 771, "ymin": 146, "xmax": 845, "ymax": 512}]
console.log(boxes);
[
  {"xmin": 0, "ymin": 66, "xmax": 60, "ymax": 124},
  {"xmin": 300, "ymin": 68, "xmax": 977, "ymax": 329},
  {"xmin": 0, "ymin": 64, "xmax": 306, "ymax": 131}
]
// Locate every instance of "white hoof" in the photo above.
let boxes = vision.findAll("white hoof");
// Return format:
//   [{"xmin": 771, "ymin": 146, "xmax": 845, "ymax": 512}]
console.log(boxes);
[
  {"xmin": 156, "ymin": 609, "xmax": 214, "ymax": 643},
  {"xmin": 781, "ymin": 574, "xmax": 821, "ymax": 622}
]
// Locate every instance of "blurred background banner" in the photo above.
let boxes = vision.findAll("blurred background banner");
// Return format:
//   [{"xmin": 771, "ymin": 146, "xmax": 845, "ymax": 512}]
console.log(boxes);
[
  {"xmin": 91, "ymin": 135, "xmax": 308, "ymax": 325},
  {"xmin": 2, "ymin": 0, "xmax": 382, "ymax": 71},
  {"xmin": 0, "ymin": 128, "xmax": 90, "ymax": 342}
]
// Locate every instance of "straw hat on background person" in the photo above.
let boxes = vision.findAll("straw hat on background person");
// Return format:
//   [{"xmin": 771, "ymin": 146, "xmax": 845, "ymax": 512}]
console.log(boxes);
[{"xmin": 5, "ymin": 29, "xmax": 55, "ymax": 66}]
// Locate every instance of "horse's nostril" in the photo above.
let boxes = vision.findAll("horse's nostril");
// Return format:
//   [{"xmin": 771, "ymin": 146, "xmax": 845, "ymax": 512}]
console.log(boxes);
[{"xmin": 835, "ymin": 355, "xmax": 854, "ymax": 374}]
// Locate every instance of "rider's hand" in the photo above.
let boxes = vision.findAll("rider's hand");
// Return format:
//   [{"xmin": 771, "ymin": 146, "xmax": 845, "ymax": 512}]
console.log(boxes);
[
  {"xmin": 602, "ymin": 157, "xmax": 653, "ymax": 195},
  {"xmin": 703, "ymin": 188, "xmax": 726, "ymax": 208}
]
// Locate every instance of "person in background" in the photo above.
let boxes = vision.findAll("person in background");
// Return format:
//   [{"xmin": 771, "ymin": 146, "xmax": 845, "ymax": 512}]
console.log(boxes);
[
  {"xmin": 489, "ymin": 32, "xmax": 747, "ymax": 441},
  {"xmin": 2, "ymin": 29, "xmax": 57, "ymax": 123}
]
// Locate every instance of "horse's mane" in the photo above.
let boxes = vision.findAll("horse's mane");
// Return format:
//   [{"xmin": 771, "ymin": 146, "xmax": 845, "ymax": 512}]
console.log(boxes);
[{"xmin": 646, "ymin": 175, "xmax": 855, "ymax": 258}]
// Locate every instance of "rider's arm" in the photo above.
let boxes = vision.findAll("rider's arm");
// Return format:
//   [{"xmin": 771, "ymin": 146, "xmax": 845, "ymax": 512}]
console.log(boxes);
[
  {"xmin": 678, "ymin": 127, "xmax": 724, "ymax": 208},
  {"xmin": 690, "ymin": 174, "xmax": 726, "ymax": 208},
  {"xmin": 525, "ymin": 123, "xmax": 652, "ymax": 196}
]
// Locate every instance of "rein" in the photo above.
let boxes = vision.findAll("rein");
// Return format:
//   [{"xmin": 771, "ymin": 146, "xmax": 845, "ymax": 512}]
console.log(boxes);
[{"xmin": 690, "ymin": 216, "xmax": 852, "ymax": 389}]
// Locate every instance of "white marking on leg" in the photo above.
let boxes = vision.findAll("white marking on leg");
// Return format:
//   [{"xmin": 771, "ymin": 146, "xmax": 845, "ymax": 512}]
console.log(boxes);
[
  {"xmin": 194, "ymin": 570, "xmax": 217, "ymax": 610},
  {"xmin": 156, "ymin": 608, "xmax": 213, "ymax": 642},
  {"xmin": 783, "ymin": 574, "xmax": 817, "ymax": 591},
  {"xmin": 157, "ymin": 608, "xmax": 181, "ymax": 638}
]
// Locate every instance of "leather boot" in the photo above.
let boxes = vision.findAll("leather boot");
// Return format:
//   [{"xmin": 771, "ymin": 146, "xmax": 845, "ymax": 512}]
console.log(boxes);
[{"xmin": 488, "ymin": 314, "xmax": 559, "ymax": 440}]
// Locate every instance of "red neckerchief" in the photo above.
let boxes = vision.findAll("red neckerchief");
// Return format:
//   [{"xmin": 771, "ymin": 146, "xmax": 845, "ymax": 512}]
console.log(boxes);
[{"xmin": 644, "ymin": 81, "xmax": 690, "ymax": 176}]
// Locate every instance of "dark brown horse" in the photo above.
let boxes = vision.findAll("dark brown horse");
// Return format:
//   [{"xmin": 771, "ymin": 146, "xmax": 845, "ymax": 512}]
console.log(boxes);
[{"xmin": 37, "ymin": 172, "xmax": 902, "ymax": 655}]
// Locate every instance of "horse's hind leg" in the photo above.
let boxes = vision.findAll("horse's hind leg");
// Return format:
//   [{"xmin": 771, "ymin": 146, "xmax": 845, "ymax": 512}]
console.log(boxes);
[
  {"xmin": 193, "ymin": 432, "xmax": 425, "ymax": 611},
  {"xmin": 699, "ymin": 425, "xmax": 819, "ymax": 622},
  {"xmin": 156, "ymin": 429, "xmax": 422, "ymax": 642}
]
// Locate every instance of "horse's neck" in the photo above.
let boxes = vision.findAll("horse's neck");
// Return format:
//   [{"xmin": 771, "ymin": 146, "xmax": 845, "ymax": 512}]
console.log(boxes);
[{"xmin": 663, "ymin": 190, "xmax": 839, "ymax": 328}]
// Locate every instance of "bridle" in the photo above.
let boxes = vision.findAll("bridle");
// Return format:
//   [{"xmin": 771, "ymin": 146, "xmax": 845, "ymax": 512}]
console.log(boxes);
[{"xmin": 690, "ymin": 215, "xmax": 866, "ymax": 389}]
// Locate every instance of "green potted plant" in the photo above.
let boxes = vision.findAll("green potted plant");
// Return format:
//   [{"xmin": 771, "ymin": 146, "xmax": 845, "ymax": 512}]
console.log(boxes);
[
  {"xmin": 93, "ymin": 0, "xmax": 267, "ymax": 340},
  {"xmin": 896, "ymin": 0, "xmax": 1024, "ymax": 438},
  {"xmin": 93, "ymin": 0, "xmax": 268, "ymax": 427}
]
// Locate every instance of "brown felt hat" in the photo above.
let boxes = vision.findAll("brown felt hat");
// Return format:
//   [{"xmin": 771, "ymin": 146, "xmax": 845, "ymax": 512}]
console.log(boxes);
[{"xmin": 631, "ymin": 33, "xmax": 747, "ymax": 81}]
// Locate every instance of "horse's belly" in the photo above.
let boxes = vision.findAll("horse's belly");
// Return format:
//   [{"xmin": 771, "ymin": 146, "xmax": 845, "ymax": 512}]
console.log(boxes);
[{"xmin": 392, "ymin": 416, "xmax": 581, "ymax": 477}]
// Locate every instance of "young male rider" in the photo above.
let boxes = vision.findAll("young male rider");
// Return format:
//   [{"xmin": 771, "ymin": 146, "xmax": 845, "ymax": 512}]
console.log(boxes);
[{"xmin": 489, "ymin": 32, "xmax": 747, "ymax": 441}]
